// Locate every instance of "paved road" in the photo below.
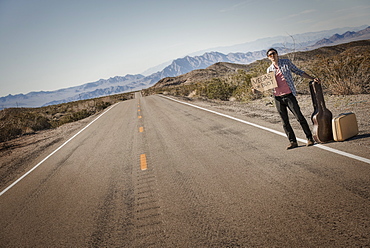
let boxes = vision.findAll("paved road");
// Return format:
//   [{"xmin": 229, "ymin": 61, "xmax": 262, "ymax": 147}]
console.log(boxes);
[{"xmin": 1, "ymin": 93, "xmax": 369, "ymax": 247}]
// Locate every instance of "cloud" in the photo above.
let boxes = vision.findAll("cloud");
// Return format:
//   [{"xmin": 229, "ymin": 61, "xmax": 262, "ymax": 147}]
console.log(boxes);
[
  {"xmin": 277, "ymin": 9, "xmax": 317, "ymax": 21},
  {"xmin": 219, "ymin": 0, "xmax": 257, "ymax": 13},
  {"xmin": 301, "ymin": 9, "xmax": 316, "ymax": 14},
  {"xmin": 298, "ymin": 19, "xmax": 315, "ymax": 24}
]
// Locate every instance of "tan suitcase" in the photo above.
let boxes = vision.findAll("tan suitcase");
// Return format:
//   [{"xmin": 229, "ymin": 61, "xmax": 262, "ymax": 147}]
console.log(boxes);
[{"xmin": 332, "ymin": 113, "xmax": 358, "ymax": 141}]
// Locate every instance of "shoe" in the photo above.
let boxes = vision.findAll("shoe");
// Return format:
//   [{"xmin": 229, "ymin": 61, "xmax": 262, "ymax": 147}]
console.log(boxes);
[
  {"xmin": 306, "ymin": 138, "xmax": 315, "ymax": 147},
  {"xmin": 286, "ymin": 142, "xmax": 298, "ymax": 150}
]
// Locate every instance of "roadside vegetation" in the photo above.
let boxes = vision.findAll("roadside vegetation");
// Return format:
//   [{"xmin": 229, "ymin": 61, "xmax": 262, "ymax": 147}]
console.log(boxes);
[
  {"xmin": 142, "ymin": 63, "xmax": 268, "ymax": 102},
  {"xmin": 142, "ymin": 40, "xmax": 370, "ymax": 101},
  {"xmin": 0, "ymin": 92, "xmax": 134, "ymax": 143}
]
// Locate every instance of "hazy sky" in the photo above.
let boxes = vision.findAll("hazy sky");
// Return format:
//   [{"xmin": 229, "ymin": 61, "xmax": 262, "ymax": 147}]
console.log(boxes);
[{"xmin": 1, "ymin": 0, "xmax": 369, "ymax": 97}]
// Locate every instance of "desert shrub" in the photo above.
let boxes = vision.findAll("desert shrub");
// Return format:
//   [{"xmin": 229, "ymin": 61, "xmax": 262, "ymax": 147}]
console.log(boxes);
[
  {"xmin": 205, "ymin": 78, "xmax": 235, "ymax": 100},
  {"xmin": 0, "ymin": 91, "xmax": 133, "ymax": 143},
  {"xmin": 95, "ymin": 101, "xmax": 111, "ymax": 111},
  {"xmin": 175, "ymin": 84, "xmax": 196, "ymax": 97},
  {"xmin": 228, "ymin": 70, "xmax": 262, "ymax": 101},
  {"xmin": 0, "ymin": 126, "xmax": 22, "ymax": 142},
  {"xmin": 0, "ymin": 109, "xmax": 37, "ymax": 142},
  {"xmin": 30, "ymin": 116, "xmax": 51, "ymax": 131},
  {"xmin": 56, "ymin": 109, "xmax": 92, "ymax": 126},
  {"xmin": 232, "ymin": 84, "xmax": 251, "ymax": 101},
  {"xmin": 250, "ymin": 59, "xmax": 270, "ymax": 76},
  {"xmin": 71, "ymin": 109, "xmax": 91, "ymax": 121},
  {"xmin": 149, "ymin": 70, "xmax": 266, "ymax": 101},
  {"xmin": 312, "ymin": 50, "xmax": 370, "ymax": 94}
]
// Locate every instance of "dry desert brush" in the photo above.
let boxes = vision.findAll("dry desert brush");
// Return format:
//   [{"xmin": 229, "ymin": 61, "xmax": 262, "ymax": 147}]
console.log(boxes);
[{"xmin": 0, "ymin": 92, "xmax": 134, "ymax": 143}]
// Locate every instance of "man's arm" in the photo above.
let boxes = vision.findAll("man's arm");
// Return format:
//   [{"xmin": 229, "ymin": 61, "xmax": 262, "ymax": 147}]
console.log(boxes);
[
  {"xmin": 301, "ymin": 72, "xmax": 320, "ymax": 83},
  {"xmin": 287, "ymin": 59, "xmax": 320, "ymax": 83}
]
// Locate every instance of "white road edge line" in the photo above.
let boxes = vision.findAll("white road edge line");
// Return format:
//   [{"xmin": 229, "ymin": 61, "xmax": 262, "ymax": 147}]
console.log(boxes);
[
  {"xmin": 0, "ymin": 103, "xmax": 119, "ymax": 197},
  {"xmin": 161, "ymin": 95, "xmax": 370, "ymax": 165}
]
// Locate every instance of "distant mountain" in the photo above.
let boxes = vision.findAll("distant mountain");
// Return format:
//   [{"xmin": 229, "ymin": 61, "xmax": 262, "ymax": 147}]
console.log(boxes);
[
  {"xmin": 153, "ymin": 50, "xmax": 268, "ymax": 79},
  {"xmin": 0, "ymin": 75, "xmax": 147, "ymax": 108},
  {"xmin": 141, "ymin": 60, "xmax": 173, "ymax": 76},
  {"xmin": 189, "ymin": 25, "xmax": 368, "ymax": 56},
  {"xmin": 145, "ymin": 25, "xmax": 368, "ymax": 74},
  {"xmin": 1, "ymin": 25, "xmax": 368, "ymax": 109},
  {"xmin": 309, "ymin": 26, "xmax": 370, "ymax": 48}
]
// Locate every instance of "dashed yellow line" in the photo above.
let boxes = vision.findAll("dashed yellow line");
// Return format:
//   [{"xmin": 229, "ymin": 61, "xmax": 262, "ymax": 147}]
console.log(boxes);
[
  {"xmin": 138, "ymin": 102, "xmax": 147, "ymax": 171},
  {"xmin": 140, "ymin": 154, "xmax": 147, "ymax": 170}
]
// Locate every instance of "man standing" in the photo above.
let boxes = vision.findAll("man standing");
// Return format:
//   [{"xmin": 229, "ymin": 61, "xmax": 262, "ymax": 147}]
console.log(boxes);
[{"xmin": 262, "ymin": 48, "xmax": 319, "ymax": 149}]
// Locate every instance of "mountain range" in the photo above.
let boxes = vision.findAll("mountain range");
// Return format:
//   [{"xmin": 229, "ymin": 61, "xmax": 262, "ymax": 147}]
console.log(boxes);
[
  {"xmin": 1, "ymin": 25, "xmax": 369, "ymax": 109},
  {"xmin": 141, "ymin": 25, "xmax": 369, "ymax": 75},
  {"xmin": 151, "ymin": 39, "xmax": 370, "ymax": 91},
  {"xmin": 1, "ymin": 75, "xmax": 149, "ymax": 108},
  {"xmin": 309, "ymin": 26, "xmax": 370, "ymax": 48}
]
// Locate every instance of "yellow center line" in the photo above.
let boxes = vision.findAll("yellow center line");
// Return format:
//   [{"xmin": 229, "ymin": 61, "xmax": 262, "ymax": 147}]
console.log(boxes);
[
  {"xmin": 139, "ymin": 127, "xmax": 144, "ymax": 132},
  {"xmin": 140, "ymin": 154, "xmax": 147, "ymax": 170},
  {"xmin": 138, "ymin": 109, "xmax": 141, "ymax": 112},
  {"xmin": 138, "ymin": 116, "xmax": 142, "ymax": 119}
]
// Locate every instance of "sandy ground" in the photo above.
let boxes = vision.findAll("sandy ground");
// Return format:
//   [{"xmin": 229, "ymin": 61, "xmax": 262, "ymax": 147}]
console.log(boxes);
[{"xmin": 1, "ymin": 94, "xmax": 369, "ymax": 190}]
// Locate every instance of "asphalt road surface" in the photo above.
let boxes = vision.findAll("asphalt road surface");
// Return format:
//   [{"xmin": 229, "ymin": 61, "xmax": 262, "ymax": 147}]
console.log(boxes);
[{"xmin": 1, "ymin": 93, "xmax": 369, "ymax": 247}]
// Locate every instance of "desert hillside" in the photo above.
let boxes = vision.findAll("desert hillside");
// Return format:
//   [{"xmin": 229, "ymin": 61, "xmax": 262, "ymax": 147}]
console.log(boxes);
[{"xmin": 143, "ymin": 39, "xmax": 370, "ymax": 99}]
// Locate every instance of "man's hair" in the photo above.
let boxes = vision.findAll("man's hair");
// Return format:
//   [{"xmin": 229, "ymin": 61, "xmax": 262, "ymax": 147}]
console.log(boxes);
[{"xmin": 266, "ymin": 48, "xmax": 278, "ymax": 57}]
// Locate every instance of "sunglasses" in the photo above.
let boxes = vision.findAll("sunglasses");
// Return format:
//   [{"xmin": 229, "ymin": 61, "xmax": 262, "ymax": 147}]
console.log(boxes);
[{"xmin": 268, "ymin": 52, "xmax": 276, "ymax": 57}]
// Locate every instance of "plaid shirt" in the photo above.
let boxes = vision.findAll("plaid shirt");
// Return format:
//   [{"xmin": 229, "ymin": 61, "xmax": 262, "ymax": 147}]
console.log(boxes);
[{"xmin": 267, "ymin": 58, "xmax": 305, "ymax": 96}]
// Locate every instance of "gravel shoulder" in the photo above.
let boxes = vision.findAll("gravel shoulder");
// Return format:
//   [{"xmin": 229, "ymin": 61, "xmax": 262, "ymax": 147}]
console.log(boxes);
[
  {"xmin": 171, "ymin": 94, "xmax": 370, "ymax": 153},
  {"xmin": 0, "ymin": 114, "xmax": 99, "ymax": 190},
  {"xmin": 1, "ymin": 94, "xmax": 369, "ymax": 190}
]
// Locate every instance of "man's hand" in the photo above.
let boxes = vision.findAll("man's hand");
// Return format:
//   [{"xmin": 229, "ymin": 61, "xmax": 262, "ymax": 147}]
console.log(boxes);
[{"xmin": 302, "ymin": 72, "xmax": 321, "ymax": 84}]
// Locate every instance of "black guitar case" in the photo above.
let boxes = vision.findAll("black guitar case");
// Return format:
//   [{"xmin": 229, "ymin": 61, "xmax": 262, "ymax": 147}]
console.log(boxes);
[{"xmin": 309, "ymin": 81, "xmax": 333, "ymax": 143}]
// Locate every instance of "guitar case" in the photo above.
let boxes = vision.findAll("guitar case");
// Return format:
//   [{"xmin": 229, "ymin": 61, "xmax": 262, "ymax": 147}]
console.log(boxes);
[{"xmin": 309, "ymin": 81, "xmax": 333, "ymax": 143}]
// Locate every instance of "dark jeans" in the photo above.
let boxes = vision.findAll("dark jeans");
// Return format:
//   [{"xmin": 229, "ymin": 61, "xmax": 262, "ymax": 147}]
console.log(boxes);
[{"xmin": 274, "ymin": 93, "xmax": 313, "ymax": 143}]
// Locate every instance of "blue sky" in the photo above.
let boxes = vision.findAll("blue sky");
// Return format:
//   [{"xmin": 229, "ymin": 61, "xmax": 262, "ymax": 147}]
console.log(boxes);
[{"xmin": 1, "ymin": 0, "xmax": 369, "ymax": 97}]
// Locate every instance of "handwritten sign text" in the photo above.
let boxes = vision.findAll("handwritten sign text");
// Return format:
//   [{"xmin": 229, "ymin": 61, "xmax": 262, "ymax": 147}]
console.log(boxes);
[{"xmin": 251, "ymin": 72, "xmax": 278, "ymax": 92}]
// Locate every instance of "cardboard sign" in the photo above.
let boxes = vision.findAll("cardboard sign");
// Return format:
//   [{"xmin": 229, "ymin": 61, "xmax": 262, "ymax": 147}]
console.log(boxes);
[{"xmin": 251, "ymin": 72, "xmax": 278, "ymax": 92}]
